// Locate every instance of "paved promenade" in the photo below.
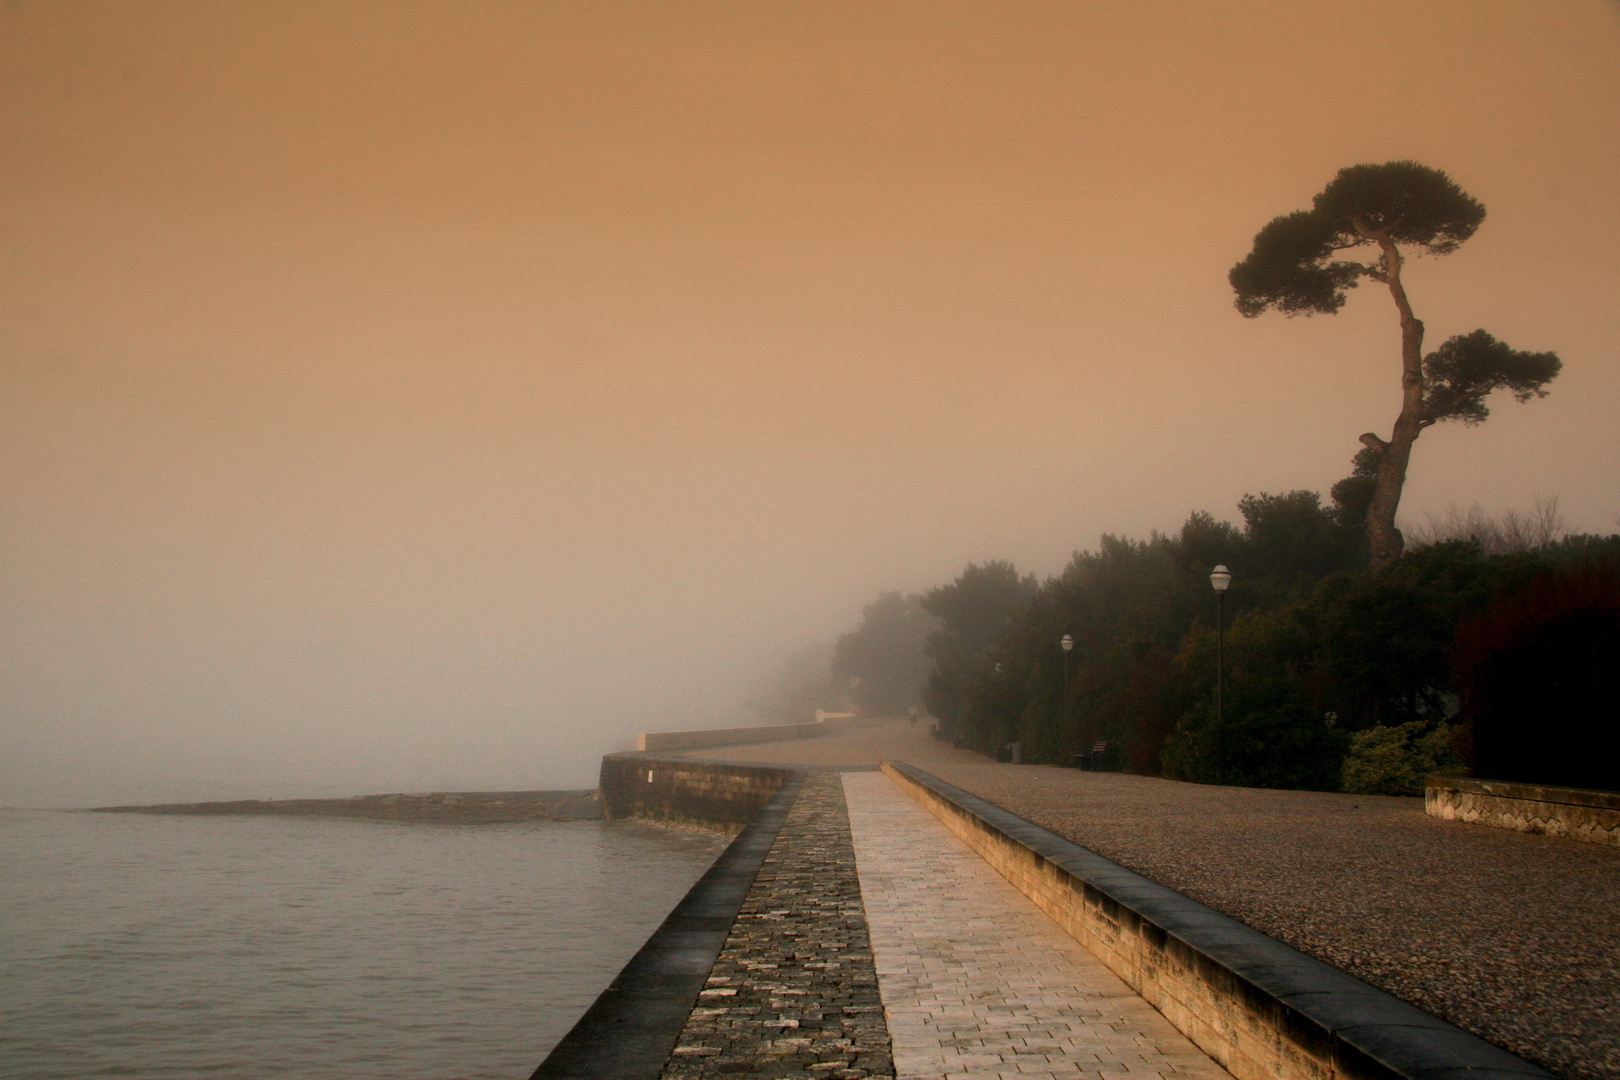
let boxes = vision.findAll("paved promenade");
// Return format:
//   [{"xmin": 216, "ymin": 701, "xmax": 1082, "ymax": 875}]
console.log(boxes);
[
  {"xmin": 843, "ymin": 772, "xmax": 1229, "ymax": 1080},
  {"xmin": 655, "ymin": 767, "xmax": 1229, "ymax": 1080}
]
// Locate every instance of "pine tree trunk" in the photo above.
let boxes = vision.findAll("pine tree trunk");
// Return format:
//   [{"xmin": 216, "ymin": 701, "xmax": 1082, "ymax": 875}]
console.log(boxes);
[{"xmin": 1361, "ymin": 238, "xmax": 1426, "ymax": 571}]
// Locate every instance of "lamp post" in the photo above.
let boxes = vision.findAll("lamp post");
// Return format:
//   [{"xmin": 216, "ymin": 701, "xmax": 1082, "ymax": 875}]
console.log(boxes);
[
  {"xmin": 1209, "ymin": 565, "xmax": 1232, "ymax": 727},
  {"xmin": 1059, "ymin": 633, "xmax": 1073, "ymax": 694},
  {"xmin": 1060, "ymin": 633, "xmax": 1074, "ymax": 741}
]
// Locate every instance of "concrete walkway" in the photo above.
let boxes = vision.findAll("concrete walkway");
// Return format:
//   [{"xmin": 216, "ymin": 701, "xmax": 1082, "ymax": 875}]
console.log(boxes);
[{"xmin": 842, "ymin": 772, "xmax": 1230, "ymax": 1080}]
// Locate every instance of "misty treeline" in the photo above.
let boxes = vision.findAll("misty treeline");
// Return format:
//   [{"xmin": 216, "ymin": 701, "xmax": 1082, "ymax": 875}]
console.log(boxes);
[
  {"xmin": 749, "ymin": 160, "xmax": 1619, "ymax": 794},
  {"xmin": 754, "ymin": 471, "xmax": 1620, "ymax": 795}
]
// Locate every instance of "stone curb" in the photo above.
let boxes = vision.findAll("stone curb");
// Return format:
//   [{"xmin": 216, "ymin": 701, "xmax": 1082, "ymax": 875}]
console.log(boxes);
[
  {"xmin": 531, "ymin": 771, "xmax": 807, "ymax": 1080},
  {"xmin": 884, "ymin": 761, "xmax": 1555, "ymax": 1080},
  {"xmin": 1426, "ymin": 773, "xmax": 1620, "ymax": 846}
]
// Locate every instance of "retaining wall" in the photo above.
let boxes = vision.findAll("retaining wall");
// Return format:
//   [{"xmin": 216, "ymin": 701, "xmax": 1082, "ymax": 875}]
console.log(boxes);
[
  {"xmin": 599, "ymin": 754, "xmax": 794, "ymax": 833},
  {"xmin": 883, "ymin": 761, "xmax": 1550, "ymax": 1080},
  {"xmin": 1426, "ymin": 774, "xmax": 1620, "ymax": 846}
]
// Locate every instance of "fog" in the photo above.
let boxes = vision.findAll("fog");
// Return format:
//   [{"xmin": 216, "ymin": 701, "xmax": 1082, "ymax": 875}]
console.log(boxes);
[{"xmin": 4, "ymin": 1, "xmax": 1618, "ymax": 806}]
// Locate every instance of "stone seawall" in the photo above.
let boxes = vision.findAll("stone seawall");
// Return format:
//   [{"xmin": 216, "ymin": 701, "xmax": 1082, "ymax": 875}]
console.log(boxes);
[
  {"xmin": 1426, "ymin": 774, "xmax": 1620, "ymax": 846},
  {"xmin": 599, "ymin": 754, "xmax": 796, "ymax": 833},
  {"xmin": 883, "ymin": 761, "xmax": 1550, "ymax": 1080}
]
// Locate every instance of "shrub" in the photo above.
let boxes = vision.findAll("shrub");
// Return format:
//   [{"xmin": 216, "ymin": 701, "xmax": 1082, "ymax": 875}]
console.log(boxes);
[
  {"xmin": 1161, "ymin": 679, "xmax": 1348, "ymax": 791},
  {"xmin": 1341, "ymin": 720, "xmax": 1464, "ymax": 796}
]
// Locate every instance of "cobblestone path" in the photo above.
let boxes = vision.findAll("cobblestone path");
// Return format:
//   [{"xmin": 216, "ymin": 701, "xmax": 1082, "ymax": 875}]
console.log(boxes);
[
  {"xmin": 842, "ymin": 771, "xmax": 1231, "ymax": 1080},
  {"xmin": 662, "ymin": 771, "xmax": 896, "ymax": 1080}
]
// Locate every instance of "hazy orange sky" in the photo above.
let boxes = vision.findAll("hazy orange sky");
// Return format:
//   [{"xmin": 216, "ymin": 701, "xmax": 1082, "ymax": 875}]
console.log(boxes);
[{"xmin": 4, "ymin": 1, "xmax": 1618, "ymax": 804}]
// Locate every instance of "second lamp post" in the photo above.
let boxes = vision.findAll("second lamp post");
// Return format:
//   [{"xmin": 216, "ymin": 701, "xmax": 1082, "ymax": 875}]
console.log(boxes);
[
  {"xmin": 1060, "ymin": 633, "xmax": 1074, "ymax": 739},
  {"xmin": 1060, "ymin": 633, "xmax": 1073, "ymax": 693},
  {"xmin": 1209, "ymin": 565, "xmax": 1232, "ymax": 726}
]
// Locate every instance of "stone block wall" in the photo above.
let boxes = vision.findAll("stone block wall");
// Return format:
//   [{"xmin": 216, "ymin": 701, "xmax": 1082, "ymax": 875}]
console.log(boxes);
[
  {"xmin": 1426, "ymin": 774, "xmax": 1620, "ymax": 846},
  {"xmin": 599, "ymin": 754, "xmax": 795, "ymax": 833}
]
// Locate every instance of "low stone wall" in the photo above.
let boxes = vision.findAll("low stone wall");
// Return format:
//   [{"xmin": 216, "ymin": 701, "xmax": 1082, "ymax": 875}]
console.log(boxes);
[
  {"xmin": 1426, "ymin": 774, "xmax": 1620, "ymax": 846},
  {"xmin": 636, "ymin": 715, "xmax": 857, "ymax": 753},
  {"xmin": 884, "ymin": 761, "xmax": 1549, "ymax": 1080},
  {"xmin": 599, "ymin": 754, "xmax": 795, "ymax": 833}
]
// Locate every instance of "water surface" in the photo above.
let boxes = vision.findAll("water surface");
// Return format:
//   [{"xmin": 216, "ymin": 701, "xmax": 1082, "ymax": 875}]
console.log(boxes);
[{"xmin": 0, "ymin": 808, "xmax": 726, "ymax": 1079}]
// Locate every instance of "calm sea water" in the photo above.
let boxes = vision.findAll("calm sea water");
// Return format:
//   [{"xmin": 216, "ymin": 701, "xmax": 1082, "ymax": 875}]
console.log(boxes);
[{"xmin": 0, "ymin": 808, "xmax": 727, "ymax": 1080}]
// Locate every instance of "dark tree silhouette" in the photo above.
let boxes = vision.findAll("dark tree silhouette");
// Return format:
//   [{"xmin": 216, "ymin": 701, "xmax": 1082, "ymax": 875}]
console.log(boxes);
[
  {"xmin": 919, "ymin": 561, "xmax": 1036, "ymax": 735},
  {"xmin": 1230, "ymin": 161, "xmax": 1561, "ymax": 568}
]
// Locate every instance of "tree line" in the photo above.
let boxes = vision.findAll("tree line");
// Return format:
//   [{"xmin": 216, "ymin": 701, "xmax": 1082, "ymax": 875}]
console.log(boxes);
[
  {"xmin": 756, "ymin": 161, "xmax": 1616, "ymax": 794},
  {"xmin": 787, "ymin": 488, "xmax": 1618, "ymax": 794}
]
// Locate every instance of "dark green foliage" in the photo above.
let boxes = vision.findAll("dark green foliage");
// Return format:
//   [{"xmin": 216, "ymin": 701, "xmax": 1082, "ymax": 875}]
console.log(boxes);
[
  {"xmin": 919, "ymin": 561, "xmax": 1037, "ymax": 735},
  {"xmin": 928, "ymin": 513, "xmax": 1559, "ymax": 788},
  {"xmin": 1305, "ymin": 542, "xmax": 1545, "ymax": 729},
  {"xmin": 1455, "ymin": 566, "xmax": 1620, "ymax": 790},
  {"xmin": 1544, "ymin": 533, "xmax": 1620, "ymax": 567},
  {"xmin": 1165, "ymin": 605, "xmax": 1329, "ymax": 787},
  {"xmin": 1329, "ymin": 447, "xmax": 1380, "ymax": 542},
  {"xmin": 830, "ymin": 592, "xmax": 937, "ymax": 716},
  {"xmin": 942, "ymin": 493, "xmax": 1361, "ymax": 770},
  {"xmin": 1230, "ymin": 161, "xmax": 1484, "ymax": 318},
  {"xmin": 1020, "ymin": 533, "xmax": 1201, "ymax": 766},
  {"xmin": 1341, "ymin": 720, "xmax": 1464, "ymax": 796},
  {"xmin": 1229, "ymin": 210, "xmax": 1362, "ymax": 316},
  {"xmin": 1237, "ymin": 490, "xmax": 1362, "ymax": 603},
  {"xmin": 892, "ymin": 455, "xmax": 1595, "ymax": 793},
  {"xmin": 1311, "ymin": 161, "xmax": 1486, "ymax": 253},
  {"xmin": 1161, "ymin": 678, "xmax": 1348, "ymax": 791},
  {"xmin": 1422, "ymin": 329, "xmax": 1562, "ymax": 425},
  {"xmin": 1230, "ymin": 162, "xmax": 1563, "ymax": 574},
  {"xmin": 1158, "ymin": 542, "xmax": 1546, "ymax": 788},
  {"xmin": 1175, "ymin": 510, "xmax": 1245, "ymax": 576}
]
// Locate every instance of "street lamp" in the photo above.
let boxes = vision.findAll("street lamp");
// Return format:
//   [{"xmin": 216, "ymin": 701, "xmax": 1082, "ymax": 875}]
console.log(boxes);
[
  {"xmin": 1059, "ymin": 633, "xmax": 1074, "ymax": 691},
  {"xmin": 1059, "ymin": 633, "xmax": 1074, "ymax": 736},
  {"xmin": 1209, "ymin": 565, "xmax": 1232, "ymax": 727}
]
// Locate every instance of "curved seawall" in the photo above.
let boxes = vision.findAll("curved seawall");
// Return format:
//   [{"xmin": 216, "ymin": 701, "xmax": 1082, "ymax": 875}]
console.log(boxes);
[{"xmin": 598, "ymin": 753, "xmax": 796, "ymax": 833}]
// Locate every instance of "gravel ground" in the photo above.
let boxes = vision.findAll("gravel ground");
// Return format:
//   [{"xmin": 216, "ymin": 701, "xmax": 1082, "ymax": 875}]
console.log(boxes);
[{"xmin": 665, "ymin": 720, "xmax": 1620, "ymax": 1080}]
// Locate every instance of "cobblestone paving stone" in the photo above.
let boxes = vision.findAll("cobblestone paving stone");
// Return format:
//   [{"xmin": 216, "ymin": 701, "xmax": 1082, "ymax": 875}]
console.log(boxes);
[
  {"xmin": 662, "ymin": 771, "xmax": 896, "ymax": 1080},
  {"xmin": 842, "ymin": 771, "xmax": 1232, "ymax": 1080}
]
